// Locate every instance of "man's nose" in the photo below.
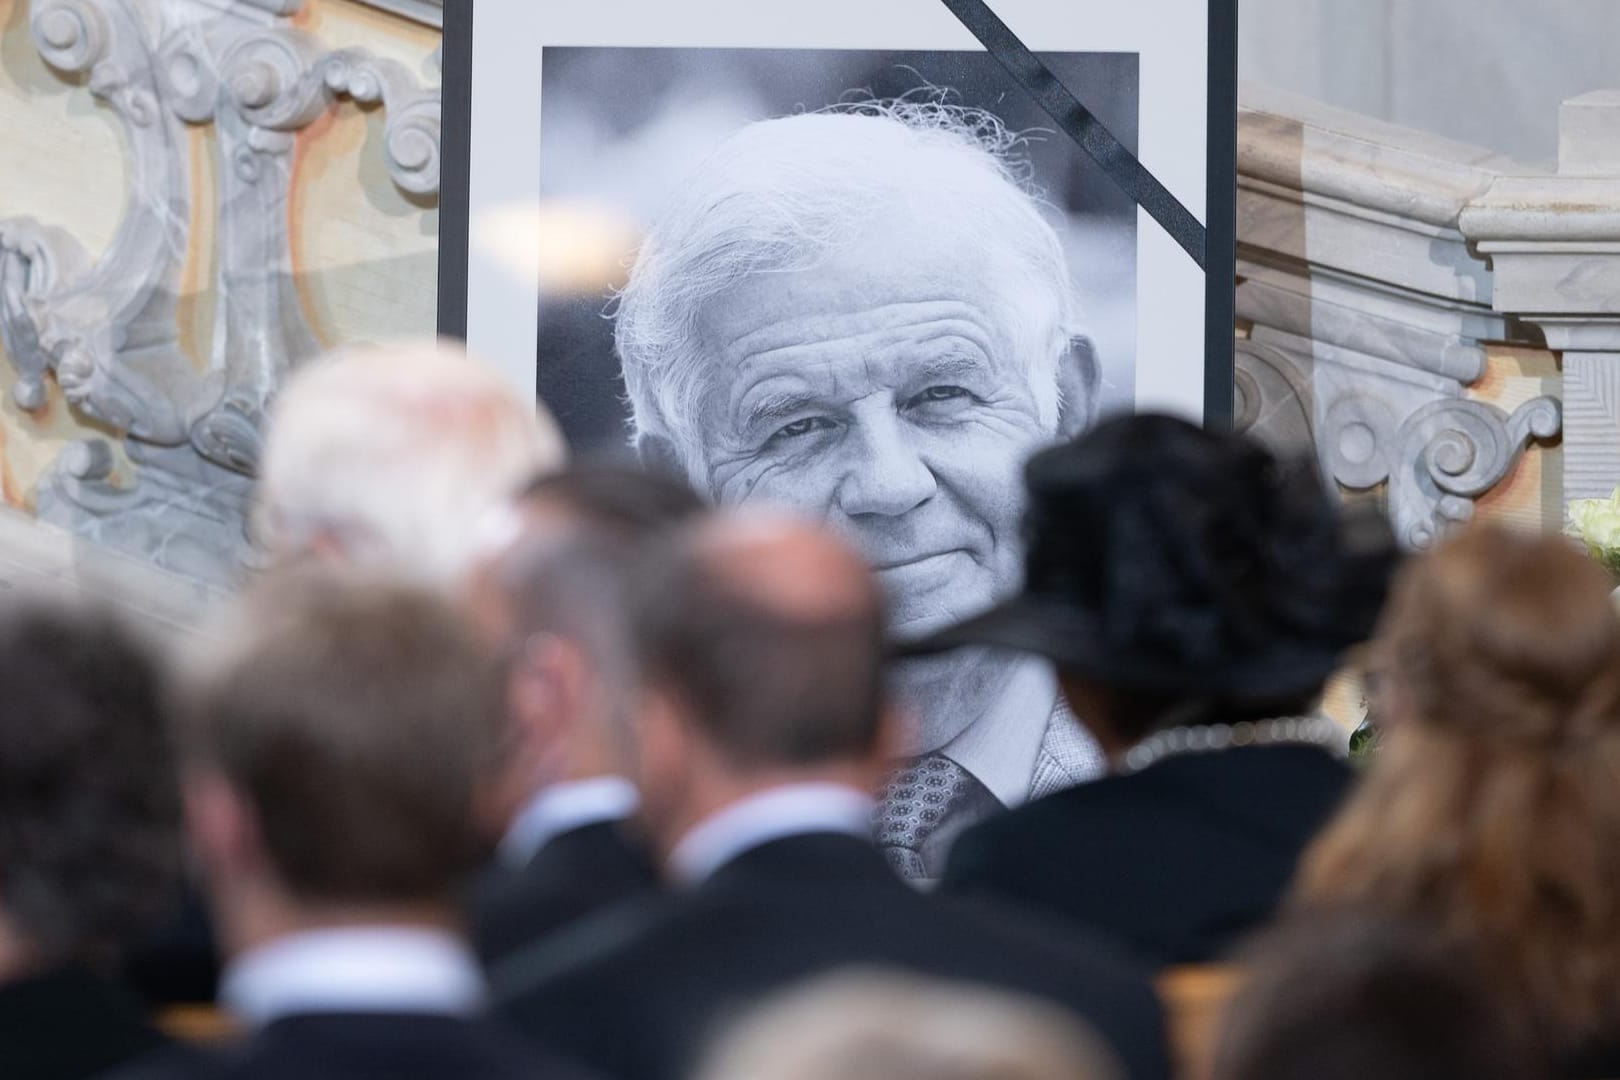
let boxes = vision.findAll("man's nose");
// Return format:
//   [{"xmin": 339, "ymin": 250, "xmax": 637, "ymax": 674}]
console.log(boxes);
[{"xmin": 833, "ymin": 407, "xmax": 937, "ymax": 518}]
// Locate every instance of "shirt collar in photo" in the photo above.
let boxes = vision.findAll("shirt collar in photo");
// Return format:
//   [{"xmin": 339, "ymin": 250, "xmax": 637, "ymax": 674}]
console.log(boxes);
[{"xmin": 940, "ymin": 656, "xmax": 1059, "ymax": 807}]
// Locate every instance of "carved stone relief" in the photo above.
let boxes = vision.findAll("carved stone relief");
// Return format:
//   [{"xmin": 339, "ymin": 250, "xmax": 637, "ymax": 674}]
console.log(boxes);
[
  {"xmin": 1236, "ymin": 86, "xmax": 1564, "ymax": 549},
  {"xmin": 0, "ymin": 0, "xmax": 441, "ymax": 586},
  {"xmin": 1237, "ymin": 332, "xmax": 1560, "ymax": 549}
]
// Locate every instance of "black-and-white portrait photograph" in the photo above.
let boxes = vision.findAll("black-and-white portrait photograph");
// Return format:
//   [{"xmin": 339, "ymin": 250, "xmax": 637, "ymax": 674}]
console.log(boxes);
[
  {"xmin": 442, "ymin": 0, "xmax": 1233, "ymax": 880},
  {"xmin": 531, "ymin": 50, "xmax": 1137, "ymax": 874}
]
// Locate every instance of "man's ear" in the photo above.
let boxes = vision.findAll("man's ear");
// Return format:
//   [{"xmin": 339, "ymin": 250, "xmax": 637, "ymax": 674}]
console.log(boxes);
[
  {"xmin": 182, "ymin": 768, "xmax": 261, "ymax": 885},
  {"xmin": 1054, "ymin": 333, "xmax": 1101, "ymax": 439},
  {"xmin": 637, "ymin": 687, "xmax": 682, "ymax": 766},
  {"xmin": 508, "ymin": 634, "xmax": 590, "ymax": 777},
  {"xmin": 634, "ymin": 686, "xmax": 698, "ymax": 800}
]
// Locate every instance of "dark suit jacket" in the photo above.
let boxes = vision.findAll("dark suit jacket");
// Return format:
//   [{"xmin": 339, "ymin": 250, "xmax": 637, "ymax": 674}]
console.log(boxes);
[
  {"xmin": 472, "ymin": 819, "xmax": 658, "ymax": 973},
  {"xmin": 1557, "ymin": 1038, "xmax": 1620, "ymax": 1079},
  {"xmin": 495, "ymin": 832, "xmax": 1171, "ymax": 1080},
  {"xmin": 108, "ymin": 1013, "xmax": 591, "ymax": 1080},
  {"xmin": 943, "ymin": 745, "xmax": 1354, "ymax": 967},
  {"xmin": 0, "ymin": 967, "xmax": 166, "ymax": 1080},
  {"xmin": 123, "ymin": 885, "xmax": 220, "ymax": 1006}
]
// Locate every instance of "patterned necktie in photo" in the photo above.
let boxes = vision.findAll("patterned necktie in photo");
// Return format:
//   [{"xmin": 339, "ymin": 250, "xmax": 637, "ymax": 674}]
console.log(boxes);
[{"xmin": 875, "ymin": 754, "xmax": 1000, "ymax": 880}]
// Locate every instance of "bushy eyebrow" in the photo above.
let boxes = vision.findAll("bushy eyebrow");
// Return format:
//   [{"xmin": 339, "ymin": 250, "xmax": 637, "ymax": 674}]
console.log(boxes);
[
  {"xmin": 911, "ymin": 352, "xmax": 991, "ymax": 385},
  {"xmin": 743, "ymin": 390, "xmax": 822, "ymax": 433},
  {"xmin": 738, "ymin": 347, "xmax": 993, "ymax": 433}
]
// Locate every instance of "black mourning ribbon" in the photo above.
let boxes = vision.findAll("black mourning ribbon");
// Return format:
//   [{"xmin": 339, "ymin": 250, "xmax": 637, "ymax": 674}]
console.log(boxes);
[{"xmin": 939, "ymin": 0, "xmax": 1208, "ymax": 270}]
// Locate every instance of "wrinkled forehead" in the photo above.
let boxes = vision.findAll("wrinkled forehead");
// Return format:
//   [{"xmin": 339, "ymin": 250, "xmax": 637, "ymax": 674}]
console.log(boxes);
[{"xmin": 688, "ymin": 198, "xmax": 1058, "ymax": 374}]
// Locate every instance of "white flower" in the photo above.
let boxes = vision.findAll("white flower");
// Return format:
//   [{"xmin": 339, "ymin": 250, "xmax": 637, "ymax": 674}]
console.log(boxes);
[{"xmin": 1567, "ymin": 488, "xmax": 1620, "ymax": 576}]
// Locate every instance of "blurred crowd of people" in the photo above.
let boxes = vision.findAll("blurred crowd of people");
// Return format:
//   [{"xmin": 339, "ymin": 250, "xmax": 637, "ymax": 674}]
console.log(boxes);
[{"xmin": 3, "ymin": 340, "xmax": 1614, "ymax": 1080}]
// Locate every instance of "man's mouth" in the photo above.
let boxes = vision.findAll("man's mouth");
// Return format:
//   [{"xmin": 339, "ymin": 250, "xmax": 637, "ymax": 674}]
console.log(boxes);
[{"xmin": 870, "ymin": 549, "xmax": 970, "ymax": 574}]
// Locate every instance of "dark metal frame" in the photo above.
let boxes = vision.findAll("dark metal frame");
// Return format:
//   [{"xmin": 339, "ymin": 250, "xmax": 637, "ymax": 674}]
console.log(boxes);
[{"xmin": 1203, "ymin": 0, "xmax": 1238, "ymax": 429}]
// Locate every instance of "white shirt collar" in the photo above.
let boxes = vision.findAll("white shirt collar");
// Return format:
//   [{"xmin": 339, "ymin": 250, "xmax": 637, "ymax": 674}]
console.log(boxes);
[
  {"xmin": 941, "ymin": 658, "xmax": 1059, "ymax": 807},
  {"xmin": 220, "ymin": 926, "xmax": 486, "ymax": 1027},
  {"xmin": 668, "ymin": 782, "xmax": 874, "ymax": 886},
  {"xmin": 497, "ymin": 775, "xmax": 640, "ymax": 867}
]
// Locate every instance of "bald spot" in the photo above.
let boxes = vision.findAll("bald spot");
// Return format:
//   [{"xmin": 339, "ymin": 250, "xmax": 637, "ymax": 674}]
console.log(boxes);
[{"xmin": 686, "ymin": 517, "xmax": 879, "ymax": 627}]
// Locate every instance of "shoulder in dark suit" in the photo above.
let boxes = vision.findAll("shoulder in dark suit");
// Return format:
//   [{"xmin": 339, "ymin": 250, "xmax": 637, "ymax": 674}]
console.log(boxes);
[
  {"xmin": 471, "ymin": 819, "xmax": 658, "ymax": 967},
  {"xmin": 493, "ymin": 832, "xmax": 1170, "ymax": 1080},
  {"xmin": 107, "ymin": 1013, "xmax": 593, "ymax": 1080},
  {"xmin": 0, "ymin": 967, "xmax": 166, "ymax": 1080},
  {"xmin": 943, "ymin": 745, "xmax": 1354, "ymax": 966}
]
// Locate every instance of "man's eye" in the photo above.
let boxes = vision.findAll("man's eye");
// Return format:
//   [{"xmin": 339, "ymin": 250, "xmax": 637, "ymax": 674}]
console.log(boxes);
[
  {"xmin": 912, "ymin": 385, "xmax": 972, "ymax": 405},
  {"xmin": 769, "ymin": 416, "xmax": 836, "ymax": 443}
]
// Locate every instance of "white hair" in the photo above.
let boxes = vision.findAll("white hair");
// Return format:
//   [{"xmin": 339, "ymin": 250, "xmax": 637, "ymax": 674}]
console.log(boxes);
[
  {"xmin": 615, "ymin": 97, "xmax": 1084, "ymax": 463},
  {"xmin": 696, "ymin": 970, "xmax": 1123, "ymax": 1080},
  {"xmin": 254, "ymin": 339, "xmax": 567, "ymax": 586}
]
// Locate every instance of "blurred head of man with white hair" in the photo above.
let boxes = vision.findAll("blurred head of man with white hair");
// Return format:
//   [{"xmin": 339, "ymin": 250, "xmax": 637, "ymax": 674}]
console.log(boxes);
[
  {"xmin": 254, "ymin": 340, "xmax": 566, "ymax": 587},
  {"xmin": 615, "ymin": 100, "xmax": 1103, "ymax": 875}
]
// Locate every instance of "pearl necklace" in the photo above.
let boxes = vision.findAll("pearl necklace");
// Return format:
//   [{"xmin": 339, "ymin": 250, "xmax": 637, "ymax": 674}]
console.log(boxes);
[{"xmin": 1120, "ymin": 714, "xmax": 1349, "ymax": 774}]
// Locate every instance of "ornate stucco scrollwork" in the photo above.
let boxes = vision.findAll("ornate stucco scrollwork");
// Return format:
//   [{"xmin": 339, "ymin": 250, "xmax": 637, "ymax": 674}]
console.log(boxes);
[
  {"xmin": 154, "ymin": 20, "xmax": 219, "ymax": 123},
  {"xmin": 17, "ymin": 0, "xmax": 200, "ymax": 446},
  {"xmin": 0, "ymin": 0, "xmax": 443, "ymax": 586},
  {"xmin": 1389, "ymin": 397, "xmax": 1562, "ymax": 548},
  {"xmin": 1234, "ymin": 339, "xmax": 1315, "ymax": 455},
  {"xmin": 321, "ymin": 49, "xmax": 442, "ymax": 196},
  {"xmin": 32, "ymin": 0, "xmax": 108, "ymax": 73},
  {"xmin": 184, "ymin": 26, "xmax": 331, "ymax": 478},
  {"xmin": 0, "ymin": 219, "xmax": 90, "ymax": 411},
  {"xmin": 223, "ymin": 28, "xmax": 331, "ymax": 133},
  {"xmin": 1313, "ymin": 382, "xmax": 1562, "ymax": 549},
  {"xmin": 1237, "ymin": 339, "xmax": 1562, "ymax": 550}
]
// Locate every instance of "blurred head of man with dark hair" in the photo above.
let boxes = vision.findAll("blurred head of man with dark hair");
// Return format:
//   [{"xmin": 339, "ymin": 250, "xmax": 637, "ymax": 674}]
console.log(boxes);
[
  {"xmin": 1211, "ymin": 915, "xmax": 1542, "ymax": 1080},
  {"xmin": 628, "ymin": 514, "xmax": 892, "ymax": 854},
  {"xmin": 187, "ymin": 579, "xmax": 503, "ymax": 917},
  {"xmin": 0, "ymin": 601, "xmax": 180, "ymax": 1078},
  {"xmin": 159, "ymin": 576, "xmax": 580, "ymax": 1080},
  {"xmin": 494, "ymin": 515, "xmax": 1171, "ymax": 1080},
  {"xmin": 460, "ymin": 463, "xmax": 704, "ymax": 965}
]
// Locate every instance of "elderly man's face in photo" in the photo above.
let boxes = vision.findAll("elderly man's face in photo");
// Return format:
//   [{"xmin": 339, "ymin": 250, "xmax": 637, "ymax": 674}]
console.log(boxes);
[{"xmin": 684, "ymin": 198, "xmax": 1061, "ymax": 637}]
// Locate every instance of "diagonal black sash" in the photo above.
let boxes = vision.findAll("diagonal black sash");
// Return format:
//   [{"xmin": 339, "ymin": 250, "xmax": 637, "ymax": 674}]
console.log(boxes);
[{"xmin": 939, "ymin": 0, "xmax": 1208, "ymax": 270}]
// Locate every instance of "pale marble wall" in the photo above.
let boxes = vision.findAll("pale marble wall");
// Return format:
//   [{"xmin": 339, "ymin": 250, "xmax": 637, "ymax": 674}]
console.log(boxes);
[{"xmin": 1240, "ymin": 0, "xmax": 1620, "ymax": 166}]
